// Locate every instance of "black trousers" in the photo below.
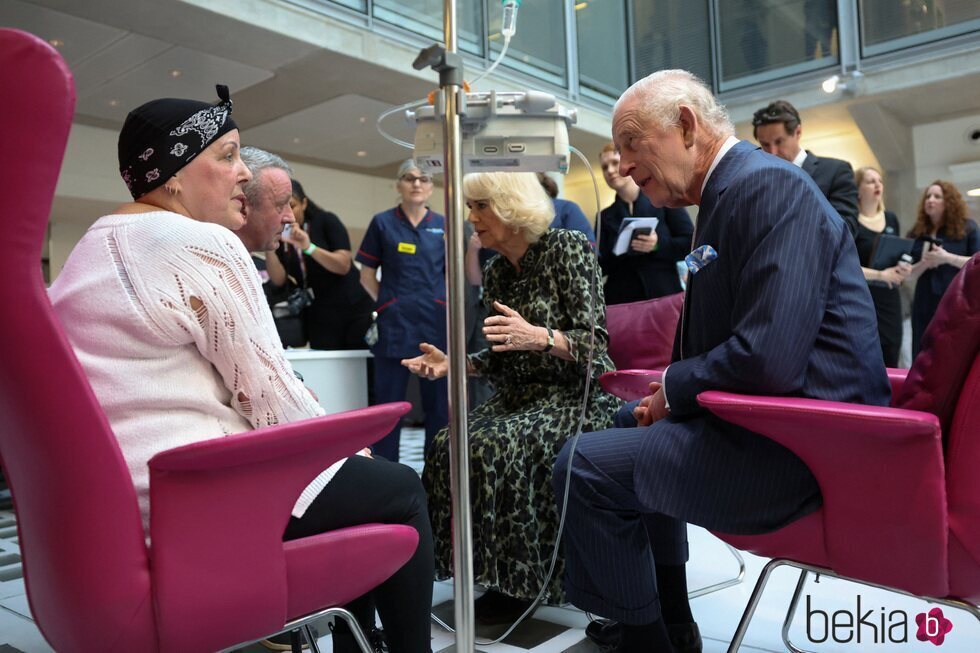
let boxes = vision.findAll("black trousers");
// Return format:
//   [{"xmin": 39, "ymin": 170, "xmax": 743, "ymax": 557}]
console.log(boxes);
[{"xmin": 284, "ymin": 455, "xmax": 434, "ymax": 653}]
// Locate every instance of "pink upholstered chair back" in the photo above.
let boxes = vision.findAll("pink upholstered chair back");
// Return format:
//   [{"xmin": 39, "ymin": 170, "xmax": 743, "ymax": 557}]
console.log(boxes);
[
  {"xmin": 894, "ymin": 254, "xmax": 980, "ymax": 438},
  {"xmin": 0, "ymin": 29, "xmax": 157, "ymax": 651},
  {"xmin": 606, "ymin": 293, "xmax": 684, "ymax": 370},
  {"xmin": 894, "ymin": 254, "xmax": 980, "ymax": 601}
]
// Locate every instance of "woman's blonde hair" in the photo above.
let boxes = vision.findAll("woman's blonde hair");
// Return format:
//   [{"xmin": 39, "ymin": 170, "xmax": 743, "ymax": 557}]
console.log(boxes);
[
  {"xmin": 855, "ymin": 166, "xmax": 885, "ymax": 215},
  {"xmin": 463, "ymin": 172, "xmax": 554, "ymax": 244}
]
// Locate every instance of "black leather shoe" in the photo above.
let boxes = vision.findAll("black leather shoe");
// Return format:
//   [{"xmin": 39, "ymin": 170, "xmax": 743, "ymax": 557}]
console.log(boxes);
[
  {"xmin": 585, "ymin": 619, "xmax": 622, "ymax": 649},
  {"xmin": 668, "ymin": 622, "xmax": 702, "ymax": 653},
  {"xmin": 585, "ymin": 619, "xmax": 702, "ymax": 653}
]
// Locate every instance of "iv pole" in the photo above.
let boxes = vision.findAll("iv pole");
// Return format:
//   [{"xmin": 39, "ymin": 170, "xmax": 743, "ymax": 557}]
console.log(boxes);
[
  {"xmin": 414, "ymin": 1, "xmax": 509, "ymax": 647},
  {"xmin": 436, "ymin": 0, "xmax": 475, "ymax": 650}
]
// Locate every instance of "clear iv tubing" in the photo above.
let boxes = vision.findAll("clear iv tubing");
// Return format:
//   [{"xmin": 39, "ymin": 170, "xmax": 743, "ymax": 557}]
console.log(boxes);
[
  {"xmin": 469, "ymin": 35, "xmax": 510, "ymax": 88},
  {"xmin": 376, "ymin": 99, "xmax": 424, "ymax": 150},
  {"xmin": 430, "ymin": 145, "xmax": 605, "ymax": 644}
]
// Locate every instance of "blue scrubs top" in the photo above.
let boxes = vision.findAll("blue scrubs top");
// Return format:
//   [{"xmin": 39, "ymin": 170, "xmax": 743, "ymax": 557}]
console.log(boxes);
[
  {"xmin": 356, "ymin": 206, "xmax": 447, "ymax": 358},
  {"xmin": 552, "ymin": 198, "xmax": 596, "ymax": 246}
]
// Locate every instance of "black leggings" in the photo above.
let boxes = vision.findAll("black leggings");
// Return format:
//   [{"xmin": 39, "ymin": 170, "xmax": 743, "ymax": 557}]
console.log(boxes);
[{"xmin": 284, "ymin": 455, "xmax": 434, "ymax": 653}]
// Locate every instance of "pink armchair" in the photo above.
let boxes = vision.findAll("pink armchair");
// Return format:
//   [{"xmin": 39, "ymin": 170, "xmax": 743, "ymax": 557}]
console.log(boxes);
[
  {"xmin": 600, "ymin": 293, "xmax": 682, "ymax": 401},
  {"xmin": 698, "ymin": 253, "xmax": 980, "ymax": 651},
  {"xmin": 0, "ymin": 28, "xmax": 418, "ymax": 653}
]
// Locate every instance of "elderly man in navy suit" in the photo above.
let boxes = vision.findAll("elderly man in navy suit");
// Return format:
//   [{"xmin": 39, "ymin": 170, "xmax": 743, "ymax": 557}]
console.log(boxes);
[
  {"xmin": 752, "ymin": 99, "xmax": 859, "ymax": 235},
  {"xmin": 553, "ymin": 70, "xmax": 890, "ymax": 653}
]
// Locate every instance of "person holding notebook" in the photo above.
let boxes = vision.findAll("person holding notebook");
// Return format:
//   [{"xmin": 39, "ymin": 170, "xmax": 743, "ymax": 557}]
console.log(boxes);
[
  {"xmin": 853, "ymin": 166, "xmax": 910, "ymax": 367},
  {"xmin": 597, "ymin": 143, "xmax": 694, "ymax": 304}
]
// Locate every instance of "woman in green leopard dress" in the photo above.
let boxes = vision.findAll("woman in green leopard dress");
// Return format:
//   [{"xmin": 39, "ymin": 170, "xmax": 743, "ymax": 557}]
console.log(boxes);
[{"xmin": 402, "ymin": 171, "xmax": 622, "ymax": 625}]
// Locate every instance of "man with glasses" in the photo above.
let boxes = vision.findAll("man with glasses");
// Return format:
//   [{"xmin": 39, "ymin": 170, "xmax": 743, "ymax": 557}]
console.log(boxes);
[{"xmin": 753, "ymin": 99, "xmax": 859, "ymax": 234}]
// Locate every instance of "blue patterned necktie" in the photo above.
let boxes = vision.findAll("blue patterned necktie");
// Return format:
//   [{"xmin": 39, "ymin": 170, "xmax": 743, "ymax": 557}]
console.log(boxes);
[{"xmin": 685, "ymin": 244, "xmax": 718, "ymax": 275}]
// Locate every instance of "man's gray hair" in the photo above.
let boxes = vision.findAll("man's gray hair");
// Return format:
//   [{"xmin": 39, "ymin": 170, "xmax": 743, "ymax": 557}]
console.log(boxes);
[
  {"xmin": 240, "ymin": 146, "xmax": 292, "ymax": 205},
  {"xmin": 615, "ymin": 70, "xmax": 734, "ymax": 139}
]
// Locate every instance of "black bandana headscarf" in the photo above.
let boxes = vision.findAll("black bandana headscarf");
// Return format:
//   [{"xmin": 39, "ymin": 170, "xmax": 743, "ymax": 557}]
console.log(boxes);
[{"xmin": 117, "ymin": 84, "xmax": 238, "ymax": 200}]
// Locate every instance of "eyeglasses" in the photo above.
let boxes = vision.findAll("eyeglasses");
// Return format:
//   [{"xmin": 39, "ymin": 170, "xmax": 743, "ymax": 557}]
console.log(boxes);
[
  {"xmin": 401, "ymin": 175, "xmax": 432, "ymax": 185},
  {"xmin": 751, "ymin": 104, "xmax": 800, "ymax": 127}
]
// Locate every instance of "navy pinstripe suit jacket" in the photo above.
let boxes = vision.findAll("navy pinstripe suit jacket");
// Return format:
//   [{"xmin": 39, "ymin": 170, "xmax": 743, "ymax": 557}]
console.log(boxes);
[{"xmin": 666, "ymin": 141, "xmax": 890, "ymax": 417}]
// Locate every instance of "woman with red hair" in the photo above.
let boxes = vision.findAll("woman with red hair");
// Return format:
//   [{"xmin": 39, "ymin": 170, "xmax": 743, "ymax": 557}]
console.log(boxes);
[{"xmin": 907, "ymin": 180, "xmax": 979, "ymax": 355}]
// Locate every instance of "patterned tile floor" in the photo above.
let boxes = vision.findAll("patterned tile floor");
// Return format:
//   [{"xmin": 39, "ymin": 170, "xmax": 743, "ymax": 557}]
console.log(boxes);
[{"xmin": 1, "ymin": 430, "xmax": 977, "ymax": 651}]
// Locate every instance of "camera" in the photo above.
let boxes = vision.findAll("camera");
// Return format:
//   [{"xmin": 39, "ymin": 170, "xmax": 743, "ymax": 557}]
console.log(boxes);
[{"xmin": 272, "ymin": 288, "xmax": 313, "ymax": 319}]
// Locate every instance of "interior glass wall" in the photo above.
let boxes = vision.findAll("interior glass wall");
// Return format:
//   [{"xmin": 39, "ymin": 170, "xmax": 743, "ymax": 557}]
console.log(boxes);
[
  {"xmin": 374, "ymin": 0, "xmax": 484, "ymax": 56},
  {"xmin": 326, "ymin": 0, "xmax": 366, "ymax": 13},
  {"xmin": 312, "ymin": 0, "xmax": 979, "ymax": 104},
  {"xmin": 860, "ymin": 0, "xmax": 980, "ymax": 56},
  {"xmin": 715, "ymin": 0, "xmax": 838, "ymax": 91},
  {"xmin": 488, "ymin": 0, "xmax": 568, "ymax": 86},
  {"xmin": 575, "ymin": 0, "xmax": 630, "ymax": 99},
  {"xmin": 630, "ymin": 0, "xmax": 713, "ymax": 89}
]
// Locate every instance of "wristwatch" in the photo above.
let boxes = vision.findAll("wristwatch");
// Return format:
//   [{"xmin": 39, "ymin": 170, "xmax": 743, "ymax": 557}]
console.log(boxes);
[{"xmin": 542, "ymin": 326, "xmax": 555, "ymax": 353}]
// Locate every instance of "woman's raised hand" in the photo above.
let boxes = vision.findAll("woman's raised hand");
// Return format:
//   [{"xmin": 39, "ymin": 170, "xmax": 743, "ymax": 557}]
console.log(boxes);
[
  {"xmin": 283, "ymin": 223, "xmax": 311, "ymax": 250},
  {"xmin": 401, "ymin": 342, "xmax": 449, "ymax": 380},
  {"xmin": 484, "ymin": 301, "xmax": 545, "ymax": 352},
  {"xmin": 921, "ymin": 244, "xmax": 949, "ymax": 269}
]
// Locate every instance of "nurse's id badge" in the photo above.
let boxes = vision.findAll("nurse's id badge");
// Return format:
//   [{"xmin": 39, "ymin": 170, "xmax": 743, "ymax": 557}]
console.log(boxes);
[{"xmin": 398, "ymin": 242, "xmax": 417, "ymax": 254}]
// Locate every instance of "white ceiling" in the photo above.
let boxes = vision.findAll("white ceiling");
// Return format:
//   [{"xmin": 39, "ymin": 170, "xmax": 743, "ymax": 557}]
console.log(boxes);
[
  {"xmin": 244, "ymin": 93, "xmax": 415, "ymax": 168},
  {"xmin": 1, "ymin": 0, "xmax": 615, "ymax": 180}
]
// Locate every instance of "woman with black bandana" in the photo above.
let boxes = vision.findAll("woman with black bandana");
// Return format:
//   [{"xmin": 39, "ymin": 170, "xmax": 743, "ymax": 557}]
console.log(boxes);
[{"xmin": 48, "ymin": 87, "xmax": 433, "ymax": 653}]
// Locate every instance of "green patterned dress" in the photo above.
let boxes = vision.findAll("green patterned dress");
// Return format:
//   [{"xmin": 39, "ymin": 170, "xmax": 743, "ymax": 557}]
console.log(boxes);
[{"xmin": 422, "ymin": 229, "xmax": 622, "ymax": 603}]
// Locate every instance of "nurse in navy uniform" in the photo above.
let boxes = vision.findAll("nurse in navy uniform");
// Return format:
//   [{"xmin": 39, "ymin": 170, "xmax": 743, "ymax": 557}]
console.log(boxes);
[{"xmin": 357, "ymin": 159, "xmax": 449, "ymax": 461}]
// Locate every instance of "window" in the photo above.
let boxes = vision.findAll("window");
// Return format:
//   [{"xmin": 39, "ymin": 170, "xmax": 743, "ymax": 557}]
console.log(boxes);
[
  {"xmin": 327, "ymin": 0, "xmax": 367, "ymax": 12},
  {"xmin": 488, "ymin": 0, "xmax": 568, "ymax": 86},
  {"xmin": 860, "ymin": 0, "xmax": 980, "ymax": 57},
  {"xmin": 576, "ymin": 0, "xmax": 630, "ymax": 99},
  {"xmin": 631, "ymin": 0, "xmax": 713, "ymax": 90},
  {"xmin": 374, "ymin": 0, "xmax": 484, "ymax": 56},
  {"xmin": 715, "ymin": 0, "xmax": 838, "ymax": 91}
]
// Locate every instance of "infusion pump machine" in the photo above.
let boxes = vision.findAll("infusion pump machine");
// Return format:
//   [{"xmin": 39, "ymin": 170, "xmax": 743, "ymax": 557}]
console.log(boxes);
[{"xmin": 408, "ymin": 90, "xmax": 577, "ymax": 174}]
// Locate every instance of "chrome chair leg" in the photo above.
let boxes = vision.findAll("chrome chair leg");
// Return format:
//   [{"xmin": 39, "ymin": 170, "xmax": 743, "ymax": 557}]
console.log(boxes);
[
  {"xmin": 220, "ymin": 606, "xmax": 372, "ymax": 653},
  {"xmin": 779, "ymin": 569, "xmax": 816, "ymax": 653},
  {"xmin": 727, "ymin": 558, "xmax": 788, "ymax": 652},
  {"xmin": 689, "ymin": 542, "xmax": 746, "ymax": 599},
  {"xmin": 302, "ymin": 623, "xmax": 322, "ymax": 653}
]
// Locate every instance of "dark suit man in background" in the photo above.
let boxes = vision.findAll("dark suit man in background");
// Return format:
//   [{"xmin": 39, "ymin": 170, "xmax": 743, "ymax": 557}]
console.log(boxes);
[
  {"xmin": 553, "ymin": 70, "xmax": 890, "ymax": 653},
  {"xmin": 598, "ymin": 142, "xmax": 695, "ymax": 303},
  {"xmin": 752, "ymin": 99, "xmax": 859, "ymax": 235}
]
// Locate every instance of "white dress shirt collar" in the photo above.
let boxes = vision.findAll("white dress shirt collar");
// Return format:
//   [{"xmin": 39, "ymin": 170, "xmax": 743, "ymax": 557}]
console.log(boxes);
[
  {"xmin": 700, "ymin": 135, "xmax": 740, "ymax": 196},
  {"xmin": 792, "ymin": 148, "xmax": 808, "ymax": 168}
]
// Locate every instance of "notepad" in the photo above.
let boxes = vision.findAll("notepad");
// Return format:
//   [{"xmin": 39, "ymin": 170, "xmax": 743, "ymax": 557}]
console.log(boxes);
[
  {"xmin": 869, "ymin": 234, "xmax": 914, "ymax": 270},
  {"xmin": 613, "ymin": 217, "xmax": 659, "ymax": 255}
]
